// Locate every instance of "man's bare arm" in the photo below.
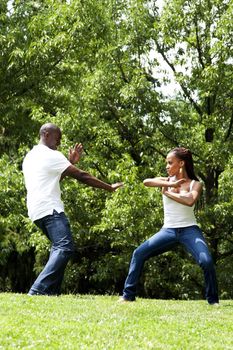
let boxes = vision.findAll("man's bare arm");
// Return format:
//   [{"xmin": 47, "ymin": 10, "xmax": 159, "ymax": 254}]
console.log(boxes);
[{"xmin": 62, "ymin": 165, "xmax": 123, "ymax": 192}]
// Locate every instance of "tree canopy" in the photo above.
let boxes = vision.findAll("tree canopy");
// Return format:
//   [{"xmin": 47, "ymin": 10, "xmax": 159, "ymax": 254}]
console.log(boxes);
[{"xmin": 0, "ymin": 0, "xmax": 233, "ymax": 299}]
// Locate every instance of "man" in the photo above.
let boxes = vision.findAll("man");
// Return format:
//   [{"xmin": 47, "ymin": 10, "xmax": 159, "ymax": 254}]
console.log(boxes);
[{"xmin": 22, "ymin": 123, "xmax": 123, "ymax": 296}]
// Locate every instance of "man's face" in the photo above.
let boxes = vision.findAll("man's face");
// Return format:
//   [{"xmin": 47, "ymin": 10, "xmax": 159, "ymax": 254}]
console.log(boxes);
[{"xmin": 45, "ymin": 129, "xmax": 62, "ymax": 150}]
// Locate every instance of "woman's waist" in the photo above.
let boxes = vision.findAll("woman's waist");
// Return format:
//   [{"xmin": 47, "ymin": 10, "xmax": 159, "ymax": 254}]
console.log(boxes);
[{"xmin": 163, "ymin": 209, "xmax": 197, "ymax": 227}]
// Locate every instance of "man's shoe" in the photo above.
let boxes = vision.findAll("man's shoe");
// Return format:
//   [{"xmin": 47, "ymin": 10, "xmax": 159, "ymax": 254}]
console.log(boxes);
[
  {"xmin": 117, "ymin": 296, "xmax": 133, "ymax": 303},
  {"xmin": 27, "ymin": 291, "xmax": 43, "ymax": 296}
]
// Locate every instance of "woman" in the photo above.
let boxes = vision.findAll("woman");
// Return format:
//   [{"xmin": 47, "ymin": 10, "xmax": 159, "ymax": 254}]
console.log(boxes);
[{"xmin": 119, "ymin": 147, "xmax": 219, "ymax": 305}]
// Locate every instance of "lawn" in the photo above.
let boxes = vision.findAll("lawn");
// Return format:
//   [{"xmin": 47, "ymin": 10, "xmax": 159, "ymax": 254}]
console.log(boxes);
[{"xmin": 0, "ymin": 293, "xmax": 232, "ymax": 349}]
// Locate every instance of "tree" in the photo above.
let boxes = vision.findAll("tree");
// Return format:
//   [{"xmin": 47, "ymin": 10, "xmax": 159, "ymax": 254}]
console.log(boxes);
[{"xmin": 1, "ymin": 0, "xmax": 233, "ymax": 299}]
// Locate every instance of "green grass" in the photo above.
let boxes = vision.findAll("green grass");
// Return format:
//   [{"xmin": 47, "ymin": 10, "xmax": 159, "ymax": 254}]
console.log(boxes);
[{"xmin": 0, "ymin": 294, "xmax": 232, "ymax": 349}]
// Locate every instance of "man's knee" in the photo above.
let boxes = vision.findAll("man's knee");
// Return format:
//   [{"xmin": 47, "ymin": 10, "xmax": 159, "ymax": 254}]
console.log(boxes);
[
  {"xmin": 132, "ymin": 242, "xmax": 150, "ymax": 260},
  {"xmin": 55, "ymin": 246, "xmax": 74, "ymax": 260},
  {"xmin": 53, "ymin": 234, "xmax": 74, "ymax": 251},
  {"xmin": 65, "ymin": 242, "xmax": 75, "ymax": 255},
  {"xmin": 199, "ymin": 252, "xmax": 214, "ymax": 270}
]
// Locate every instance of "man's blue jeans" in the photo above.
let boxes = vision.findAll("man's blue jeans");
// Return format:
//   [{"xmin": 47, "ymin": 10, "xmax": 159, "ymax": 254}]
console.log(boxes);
[
  {"xmin": 29, "ymin": 210, "xmax": 74, "ymax": 295},
  {"xmin": 123, "ymin": 225, "xmax": 219, "ymax": 304}
]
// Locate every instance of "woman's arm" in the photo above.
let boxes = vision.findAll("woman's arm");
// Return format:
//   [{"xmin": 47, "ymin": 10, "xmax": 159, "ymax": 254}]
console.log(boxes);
[
  {"xmin": 143, "ymin": 177, "xmax": 186, "ymax": 188},
  {"xmin": 163, "ymin": 181, "xmax": 202, "ymax": 207}
]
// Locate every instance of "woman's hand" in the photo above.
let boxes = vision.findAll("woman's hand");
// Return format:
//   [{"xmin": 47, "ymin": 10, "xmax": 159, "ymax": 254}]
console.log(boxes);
[
  {"xmin": 162, "ymin": 181, "xmax": 202, "ymax": 207},
  {"xmin": 173, "ymin": 178, "xmax": 186, "ymax": 188}
]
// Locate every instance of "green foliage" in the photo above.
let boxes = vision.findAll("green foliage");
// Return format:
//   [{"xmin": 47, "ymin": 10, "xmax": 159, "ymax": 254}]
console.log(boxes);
[
  {"xmin": 0, "ymin": 154, "xmax": 35, "ymax": 291},
  {"xmin": 0, "ymin": 155, "xmax": 26, "ymax": 258},
  {"xmin": 0, "ymin": 0, "xmax": 233, "ymax": 299}
]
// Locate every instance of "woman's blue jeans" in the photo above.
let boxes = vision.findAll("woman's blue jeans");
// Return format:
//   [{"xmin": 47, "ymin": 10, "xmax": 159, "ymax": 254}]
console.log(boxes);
[
  {"xmin": 29, "ymin": 210, "xmax": 74, "ymax": 295},
  {"xmin": 123, "ymin": 225, "xmax": 219, "ymax": 304}
]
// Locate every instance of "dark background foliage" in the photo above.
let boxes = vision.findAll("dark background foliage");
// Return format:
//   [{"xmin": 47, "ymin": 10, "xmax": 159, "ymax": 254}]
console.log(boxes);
[{"xmin": 0, "ymin": 0, "xmax": 233, "ymax": 300}]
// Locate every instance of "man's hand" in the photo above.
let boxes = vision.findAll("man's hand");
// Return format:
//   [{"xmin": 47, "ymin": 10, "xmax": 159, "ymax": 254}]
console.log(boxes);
[
  {"xmin": 110, "ymin": 182, "xmax": 124, "ymax": 192},
  {"xmin": 68, "ymin": 143, "xmax": 83, "ymax": 165}
]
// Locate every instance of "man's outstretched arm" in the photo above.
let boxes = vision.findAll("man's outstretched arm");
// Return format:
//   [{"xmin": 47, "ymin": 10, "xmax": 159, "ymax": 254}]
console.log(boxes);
[{"xmin": 62, "ymin": 165, "xmax": 123, "ymax": 192}]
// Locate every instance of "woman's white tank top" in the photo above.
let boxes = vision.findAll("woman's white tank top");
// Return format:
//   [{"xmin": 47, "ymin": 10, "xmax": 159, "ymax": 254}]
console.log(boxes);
[{"xmin": 162, "ymin": 180, "xmax": 197, "ymax": 228}]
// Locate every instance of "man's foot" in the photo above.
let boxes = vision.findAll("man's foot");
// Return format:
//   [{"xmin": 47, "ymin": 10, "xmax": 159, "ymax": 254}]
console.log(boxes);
[
  {"xmin": 117, "ymin": 296, "xmax": 133, "ymax": 303},
  {"xmin": 27, "ymin": 291, "xmax": 44, "ymax": 296}
]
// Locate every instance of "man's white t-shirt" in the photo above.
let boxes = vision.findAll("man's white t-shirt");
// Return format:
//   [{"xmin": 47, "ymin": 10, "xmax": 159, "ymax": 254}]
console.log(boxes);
[{"xmin": 22, "ymin": 144, "xmax": 71, "ymax": 221}]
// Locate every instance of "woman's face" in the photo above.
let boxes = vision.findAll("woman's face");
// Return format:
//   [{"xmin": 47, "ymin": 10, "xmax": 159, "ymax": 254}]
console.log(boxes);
[{"xmin": 165, "ymin": 152, "xmax": 184, "ymax": 177}]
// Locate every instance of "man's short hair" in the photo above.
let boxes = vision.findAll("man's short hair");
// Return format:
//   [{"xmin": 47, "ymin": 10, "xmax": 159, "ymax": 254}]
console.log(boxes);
[{"xmin": 39, "ymin": 123, "xmax": 61, "ymax": 137}]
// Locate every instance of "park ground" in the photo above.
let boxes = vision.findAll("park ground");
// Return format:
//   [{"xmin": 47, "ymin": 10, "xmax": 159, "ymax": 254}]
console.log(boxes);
[{"xmin": 0, "ymin": 293, "xmax": 232, "ymax": 349}]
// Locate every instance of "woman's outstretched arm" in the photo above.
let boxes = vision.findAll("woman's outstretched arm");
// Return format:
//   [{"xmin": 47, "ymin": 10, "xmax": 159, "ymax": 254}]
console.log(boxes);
[{"xmin": 143, "ymin": 177, "xmax": 186, "ymax": 188}]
